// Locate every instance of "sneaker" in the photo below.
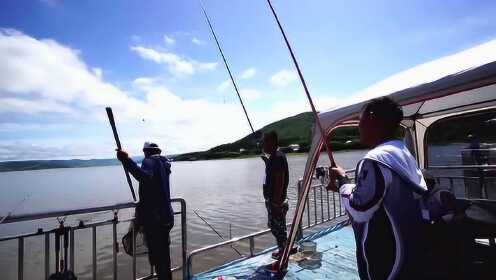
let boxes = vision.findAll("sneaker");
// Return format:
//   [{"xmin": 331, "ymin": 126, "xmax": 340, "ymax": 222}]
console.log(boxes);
[
  {"xmin": 271, "ymin": 250, "xmax": 281, "ymax": 259},
  {"xmin": 271, "ymin": 247, "xmax": 298, "ymax": 259}
]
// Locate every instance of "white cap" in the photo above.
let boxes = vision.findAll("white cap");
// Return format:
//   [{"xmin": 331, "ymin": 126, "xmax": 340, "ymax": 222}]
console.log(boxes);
[{"xmin": 143, "ymin": 142, "xmax": 160, "ymax": 150}]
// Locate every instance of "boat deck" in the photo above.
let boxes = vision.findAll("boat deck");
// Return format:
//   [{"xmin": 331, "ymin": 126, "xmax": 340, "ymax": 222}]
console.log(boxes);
[{"xmin": 193, "ymin": 221, "xmax": 358, "ymax": 279}]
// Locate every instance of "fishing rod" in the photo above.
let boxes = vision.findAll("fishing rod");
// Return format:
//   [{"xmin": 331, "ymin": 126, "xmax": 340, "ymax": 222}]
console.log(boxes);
[
  {"xmin": 265, "ymin": 0, "xmax": 337, "ymax": 271},
  {"xmin": 198, "ymin": 0, "xmax": 255, "ymax": 134},
  {"xmin": 0, "ymin": 194, "xmax": 30, "ymax": 224},
  {"xmin": 266, "ymin": 0, "xmax": 335, "ymax": 168},
  {"xmin": 192, "ymin": 209, "xmax": 243, "ymax": 257},
  {"xmin": 106, "ymin": 107, "xmax": 137, "ymax": 201}
]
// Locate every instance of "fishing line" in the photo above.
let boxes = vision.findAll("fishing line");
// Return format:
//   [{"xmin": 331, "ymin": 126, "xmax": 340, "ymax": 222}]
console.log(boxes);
[
  {"xmin": 198, "ymin": 0, "xmax": 255, "ymax": 134},
  {"xmin": 193, "ymin": 209, "xmax": 243, "ymax": 256},
  {"xmin": 0, "ymin": 194, "xmax": 31, "ymax": 224}
]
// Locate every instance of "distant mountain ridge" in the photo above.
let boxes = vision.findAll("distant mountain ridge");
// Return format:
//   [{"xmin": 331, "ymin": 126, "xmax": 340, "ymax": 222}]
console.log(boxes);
[
  {"xmin": 0, "ymin": 111, "xmax": 362, "ymax": 171},
  {"xmin": 0, "ymin": 157, "xmax": 142, "ymax": 172}
]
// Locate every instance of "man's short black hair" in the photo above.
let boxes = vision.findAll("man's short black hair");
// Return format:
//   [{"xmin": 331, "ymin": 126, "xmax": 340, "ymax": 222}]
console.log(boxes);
[
  {"xmin": 263, "ymin": 130, "xmax": 278, "ymax": 145},
  {"xmin": 363, "ymin": 97, "xmax": 403, "ymax": 127}
]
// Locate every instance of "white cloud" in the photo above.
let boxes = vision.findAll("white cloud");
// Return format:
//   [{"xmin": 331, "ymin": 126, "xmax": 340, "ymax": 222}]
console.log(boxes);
[
  {"xmin": 351, "ymin": 38, "xmax": 496, "ymax": 104},
  {"xmin": 217, "ymin": 79, "xmax": 231, "ymax": 91},
  {"xmin": 0, "ymin": 28, "xmax": 137, "ymax": 113},
  {"xmin": 192, "ymin": 37, "xmax": 206, "ymax": 46},
  {"xmin": 163, "ymin": 35, "xmax": 175, "ymax": 46},
  {"xmin": 130, "ymin": 45, "xmax": 217, "ymax": 76},
  {"xmin": 240, "ymin": 89, "xmax": 261, "ymax": 102},
  {"xmin": 270, "ymin": 69, "xmax": 297, "ymax": 87},
  {"xmin": 263, "ymin": 96, "xmax": 340, "ymax": 123},
  {"xmin": 265, "ymin": 38, "xmax": 496, "ymax": 118},
  {"xmin": 0, "ymin": 97, "xmax": 75, "ymax": 114},
  {"xmin": 92, "ymin": 67, "xmax": 103, "ymax": 78},
  {"xmin": 2, "ymin": 28, "xmax": 496, "ymax": 161},
  {"xmin": 0, "ymin": 29, "xmax": 250, "ymax": 160},
  {"xmin": 0, "ymin": 123, "xmax": 69, "ymax": 132},
  {"xmin": 240, "ymin": 68, "xmax": 256, "ymax": 80}
]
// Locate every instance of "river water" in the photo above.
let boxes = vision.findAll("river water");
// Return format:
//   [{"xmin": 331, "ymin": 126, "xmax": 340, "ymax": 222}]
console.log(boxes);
[{"xmin": 0, "ymin": 150, "xmax": 366, "ymax": 279}]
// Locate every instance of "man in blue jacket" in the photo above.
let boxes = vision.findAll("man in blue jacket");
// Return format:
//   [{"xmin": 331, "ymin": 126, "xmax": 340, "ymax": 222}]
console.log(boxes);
[
  {"xmin": 330, "ymin": 97, "xmax": 429, "ymax": 279},
  {"xmin": 117, "ymin": 142, "xmax": 174, "ymax": 280}
]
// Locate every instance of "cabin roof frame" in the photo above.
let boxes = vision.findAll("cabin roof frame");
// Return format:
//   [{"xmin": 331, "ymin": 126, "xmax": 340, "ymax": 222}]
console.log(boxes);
[{"xmin": 304, "ymin": 60, "xmax": 496, "ymax": 183}]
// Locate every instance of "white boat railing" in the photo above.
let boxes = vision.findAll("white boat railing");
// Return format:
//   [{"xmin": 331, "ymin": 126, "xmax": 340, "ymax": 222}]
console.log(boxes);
[
  {"xmin": 0, "ymin": 198, "xmax": 187, "ymax": 280},
  {"xmin": 428, "ymin": 165, "xmax": 496, "ymax": 199},
  {"xmin": 186, "ymin": 164, "xmax": 496, "ymax": 278},
  {"xmin": 186, "ymin": 168, "xmax": 355, "ymax": 279}
]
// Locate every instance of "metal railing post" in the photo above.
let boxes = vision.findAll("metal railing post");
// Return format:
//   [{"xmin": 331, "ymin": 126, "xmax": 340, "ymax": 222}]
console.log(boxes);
[
  {"xmin": 92, "ymin": 226, "xmax": 97, "ymax": 280},
  {"xmin": 112, "ymin": 218, "xmax": 118, "ymax": 280},
  {"xmin": 326, "ymin": 188, "xmax": 331, "ymax": 221},
  {"xmin": 180, "ymin": 199, "xmax": 188, "ymax": 280},
  {"xmin": 18, "ymin": 237, "xmax": 24, "ymax": 280},
  {"xmin": 320, "ymin": 186, "xmax": 324, "ymax": 223},
  {"xmin": 132, "ymin": 225, "xmax": 136, "ymax": 280},
  {"xmin": 296, "ymin": 180, "xmax": 303, "ymax": 241},
  {"xmin": 306, "ymin": 193, "xmax": 311, "ymax": 227},
  {"xmin": 249, "ymin": 236, "xmax": 255, "ymax": 257},
  {"xmin": 45, "ymin": 232, "xmax": 50, "ymax": 280},
  {"xmin": 333, "ymin": 191, "xmax": 337, "ymax": 218},
  {"xmin": 479, "ymin": 167, "xmax": 487, "ymax": 199},
  {"xmin": 70, "ymin": 228, "xmax": 75, "ymax": 271},
  {"xmin": 313, "ymin": 187, "xmax": 317, "ymax": 224}
]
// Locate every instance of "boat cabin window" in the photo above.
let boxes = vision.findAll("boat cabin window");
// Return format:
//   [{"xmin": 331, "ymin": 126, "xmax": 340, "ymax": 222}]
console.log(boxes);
[
  {"xmin": 425, "ymin": 110, "xmax": 496, "ymax": 199},
  {"xmin": 323, "ymin": 125, "xmax": 406, "ymax": 172}
]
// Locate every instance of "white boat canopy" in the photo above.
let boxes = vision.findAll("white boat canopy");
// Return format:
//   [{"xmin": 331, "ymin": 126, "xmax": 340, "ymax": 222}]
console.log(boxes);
[{"xmin": 303, "ymin": 60, "xmax": 496, "ymax": 183}]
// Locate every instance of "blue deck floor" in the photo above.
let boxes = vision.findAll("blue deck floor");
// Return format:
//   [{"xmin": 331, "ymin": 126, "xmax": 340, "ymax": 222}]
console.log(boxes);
[{"xmin": 193, "ymin": 221, "xmax": 358, "ymax": 279}]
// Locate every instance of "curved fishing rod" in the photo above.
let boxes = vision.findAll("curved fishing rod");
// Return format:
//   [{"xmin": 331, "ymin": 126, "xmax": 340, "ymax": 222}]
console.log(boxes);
[
  {"xmin": 265, "ymin": 0, "xmax": 337, "ymax": 271},
  {"xmin": 198, "ymin": 0, "xmax": 255, "ymax": 134},
  {"xmin": 192, "ymin": 209, "xmax": 243, "ymax": 257}
]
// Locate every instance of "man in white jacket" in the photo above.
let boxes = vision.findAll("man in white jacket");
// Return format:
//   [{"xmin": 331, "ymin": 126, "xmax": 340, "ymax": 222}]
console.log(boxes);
[{"xmin": 331, "ymin": 97, "xmax": 429, "ymax": 279}]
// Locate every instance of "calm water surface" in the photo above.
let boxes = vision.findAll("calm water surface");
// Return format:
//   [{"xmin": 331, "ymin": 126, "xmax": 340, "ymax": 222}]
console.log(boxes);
[{"xmin": 0, "ymin": 151, "xmax": 366, "ymax": 279}]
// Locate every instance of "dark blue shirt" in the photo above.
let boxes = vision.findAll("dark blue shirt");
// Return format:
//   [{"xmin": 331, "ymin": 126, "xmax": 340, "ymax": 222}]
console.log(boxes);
[
  {"xmin": 124, "ymin": 155, "xmax": 174, "ymax": 226},
  {"xmin": 263, "ymin": 151, "xmax": 289, "ymax": 203}
]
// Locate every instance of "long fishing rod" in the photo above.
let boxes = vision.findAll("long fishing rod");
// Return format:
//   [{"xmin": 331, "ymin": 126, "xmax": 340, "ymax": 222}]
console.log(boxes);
[
  {"xmin": 0, "ymin": 194, "xmax": 30, "ymax": 224},
  {"xmin": 266, "ymin": 0, "xmax": 335, "ymax": 167},
  {"xmin": 198, "ymin": 0, "xmax": 255, "ymax": 134},
  {"xmin": 192, "ymin": 210, "xmax": 243, "ymax": 256},
  {"xmin": 106, "ymin": 107, "xmax": 137, "ymax": 201},
  {"xmin": 265, "ymin": 0, "xmax": 337, "ymax": 271}
]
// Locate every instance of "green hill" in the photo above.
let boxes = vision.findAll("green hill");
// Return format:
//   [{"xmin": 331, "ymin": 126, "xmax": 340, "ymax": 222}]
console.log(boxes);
[{"xmin": 173, "ymin": 112, "xmax": 363, "ymax": 161}]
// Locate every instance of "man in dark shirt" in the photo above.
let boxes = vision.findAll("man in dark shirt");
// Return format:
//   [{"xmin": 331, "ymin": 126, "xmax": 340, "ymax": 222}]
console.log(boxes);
[
  {"xmin": 117, "ymin": 142, "xmax": 174, "ymax": 280},
  {"xmin": 262, "ymin": 131, "xmax": 289, "ymax": 259}
]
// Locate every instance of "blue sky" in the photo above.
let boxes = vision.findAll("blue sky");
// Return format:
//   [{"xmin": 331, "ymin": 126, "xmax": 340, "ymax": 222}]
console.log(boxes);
[{"xmin": 0, "ymin": 0, "xmax": 495, "ymax": 161}]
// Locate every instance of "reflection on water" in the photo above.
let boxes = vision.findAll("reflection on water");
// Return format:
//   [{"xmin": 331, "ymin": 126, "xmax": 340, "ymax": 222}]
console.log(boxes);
[{"xmin": 0, "ymin": 150, "xmax": 366, "ymax": 279}]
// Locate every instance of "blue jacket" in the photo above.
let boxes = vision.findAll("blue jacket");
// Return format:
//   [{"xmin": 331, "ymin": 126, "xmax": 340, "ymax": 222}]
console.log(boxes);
[{"xmin": 124, "ymin": 155, "xmax": 174, "ymax": 226}]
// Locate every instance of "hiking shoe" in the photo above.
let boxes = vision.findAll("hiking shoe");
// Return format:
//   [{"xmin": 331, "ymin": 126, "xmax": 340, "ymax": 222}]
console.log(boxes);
[
  {"xmin": 271, "ymin": 250, "xmax": 281, "ymax": 259},
  {"xmin": 271, "ymin": 247, "xmax": 298, "ymax": 259}
]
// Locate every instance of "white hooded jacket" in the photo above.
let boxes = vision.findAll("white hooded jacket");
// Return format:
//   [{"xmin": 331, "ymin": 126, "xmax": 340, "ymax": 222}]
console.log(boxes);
[{"xmin": 340, "ymin": 140, "xmax": 428, "ymax": 280}]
